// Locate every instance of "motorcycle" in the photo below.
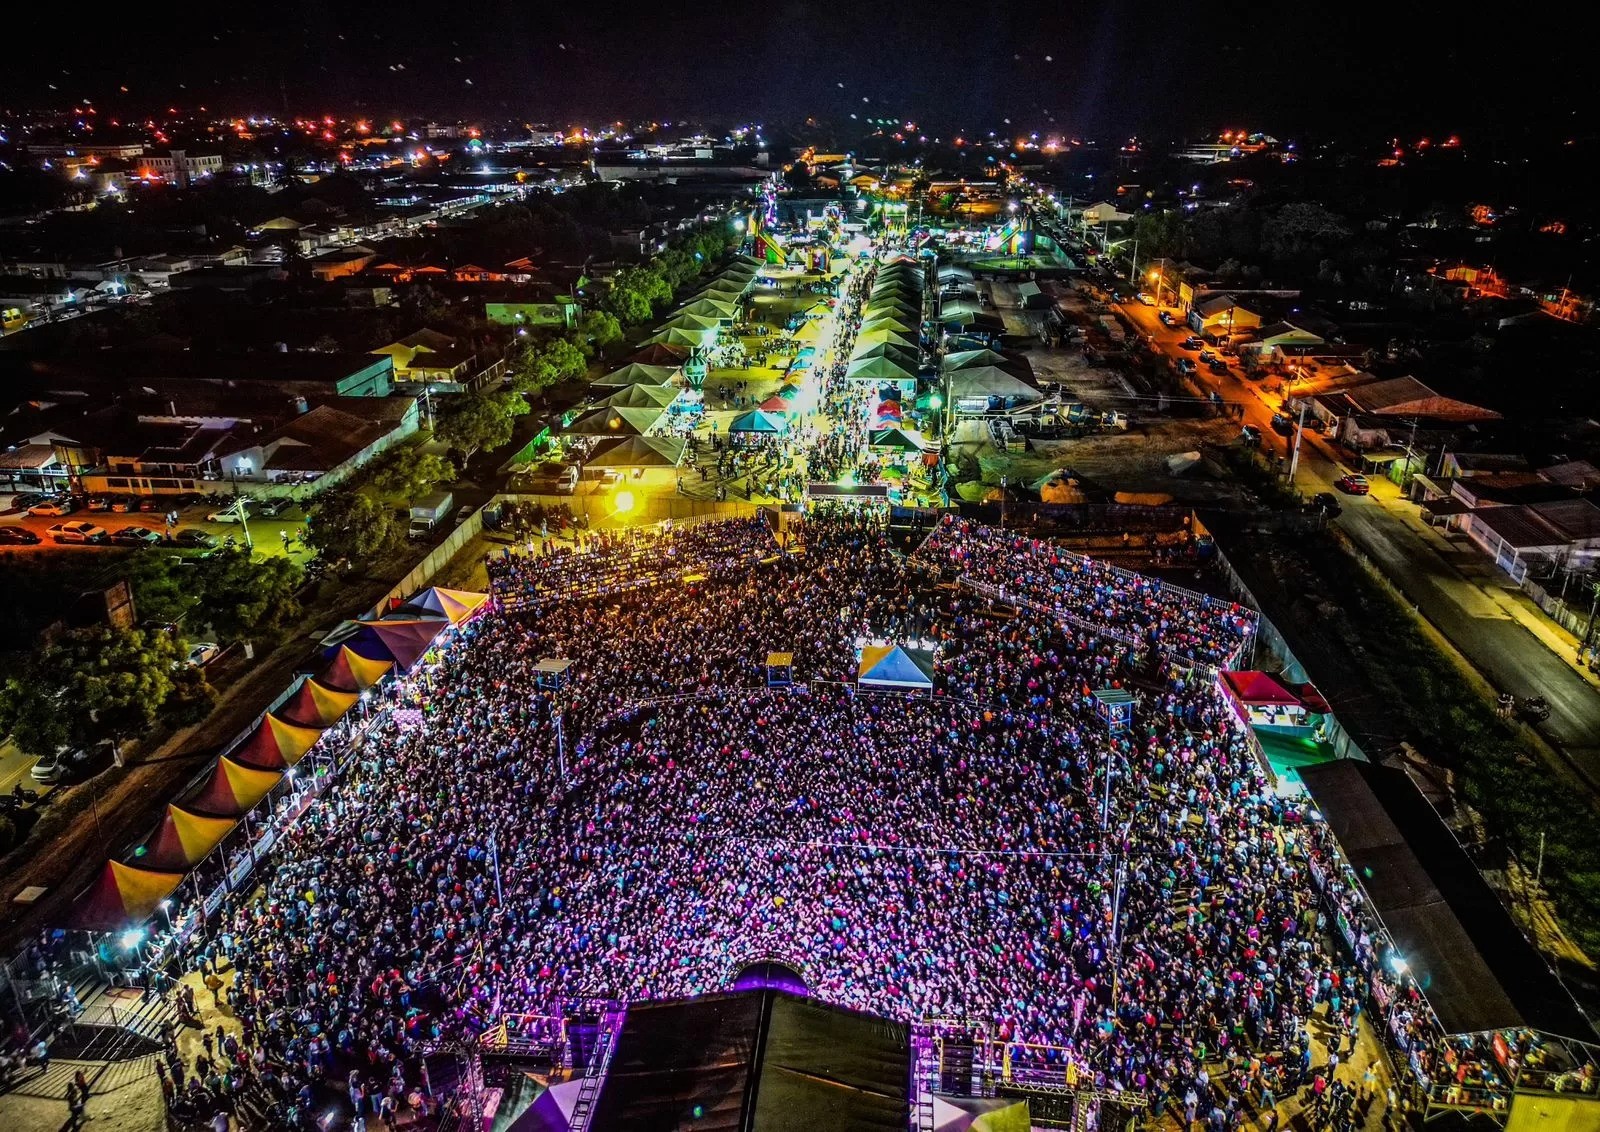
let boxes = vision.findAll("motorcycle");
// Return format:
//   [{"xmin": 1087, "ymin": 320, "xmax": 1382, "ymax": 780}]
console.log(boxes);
[{"xmin": 1520, "ymin": 695, "xmax": 1551, "ymax": 723}]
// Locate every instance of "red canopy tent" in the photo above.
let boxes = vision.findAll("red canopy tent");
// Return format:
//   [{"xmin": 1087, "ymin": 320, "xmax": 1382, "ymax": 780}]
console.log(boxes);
[
  {"xmin": 1220, "ymin": 670, "xmax": 1301, "ymax": 707},
  {"xmin": 277, "ymin": 679, "xmax": 360, "ymax": 730},
  {"xmin": 185, "ymin": 757, "xmax": 282, "ymax": 817},
  {"xmin": 70, "ymin": 861, "xmax": 186, "ymax": 931},
  {"xmin": 228, "ymin": 714, "xmax": 325, "ymax": 771},
  {"xmin": 137, "ymin": 805, "xmax": 239, "ymax": 872},
  {"xmin": 317, "ymin": 646, "xmax": 393, "ymax": 693}
]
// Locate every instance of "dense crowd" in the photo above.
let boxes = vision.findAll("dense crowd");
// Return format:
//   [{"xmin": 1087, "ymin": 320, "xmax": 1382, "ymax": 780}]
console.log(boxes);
[
  {"xmin": 167, "ymin": 510, "xmax": 1362, "ymax": 1129},
  {"xmin": 919, "ymin": 517, "xmax": 1256, "ymax": 667}
]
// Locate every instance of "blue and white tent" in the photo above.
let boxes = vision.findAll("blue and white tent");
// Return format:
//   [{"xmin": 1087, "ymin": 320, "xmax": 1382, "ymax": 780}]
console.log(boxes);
[{"xmin": 857, "ymin": 644, "xmax": 936, "ymax": 691}]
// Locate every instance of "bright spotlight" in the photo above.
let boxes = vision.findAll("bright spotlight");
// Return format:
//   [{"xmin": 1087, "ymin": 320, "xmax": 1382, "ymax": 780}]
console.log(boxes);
[{"xmin": 615, "ymin": 491, "xmax": 635, "ymax": 514}]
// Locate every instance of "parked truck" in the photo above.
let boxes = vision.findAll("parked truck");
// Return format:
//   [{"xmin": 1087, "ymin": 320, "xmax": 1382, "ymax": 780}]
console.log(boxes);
[{"xmin": 408, "ymin": 491, "xmax": 454, "ymax": 539}]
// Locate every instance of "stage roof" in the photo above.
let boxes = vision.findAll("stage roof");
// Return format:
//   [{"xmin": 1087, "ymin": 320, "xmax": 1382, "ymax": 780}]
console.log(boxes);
[
  {"xmin": 858, "ymin": 645, "xmax": 935, "ymax": 690},
  {"xmin": 590, "ymin": 991, "xmax": 909, "ymax": 1132},
  {"xmin": 1221, "ymin": 670, "xmax": 1302, "ymax": 707},
  {"xmin": 1299, "ymin": 760, "xmax": 1595, "ymax": 1042}
]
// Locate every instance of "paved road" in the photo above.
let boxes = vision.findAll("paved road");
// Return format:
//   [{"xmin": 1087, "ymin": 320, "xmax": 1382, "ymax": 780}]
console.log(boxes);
[{"xmin": 1113, "ymin": 297, "xmax": 1600, "ymax": 788}]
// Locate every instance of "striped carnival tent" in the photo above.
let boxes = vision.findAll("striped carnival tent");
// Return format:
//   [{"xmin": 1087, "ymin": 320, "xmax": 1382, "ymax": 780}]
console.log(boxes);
[
  {"xmin": 277, "ymin": 679, "xmax": 360, "ymax": 729},
  {"xmin": 394, "ymin": 587, "xmax": 490, "ymax": 624},
  {"xmin": 184, "ymin": 757, "xmax": 283, "ymax": 817},
  {"xmin": 228, "ymin": 714, "xmax": 325, "ymax": 771},
  {"xmin": 70, "ymin": 861, "xmax": 187, "ymax": 931},
  {"xmin": 338, "ymin": 619, "xmax": 450, "ymax": 672},
  {"xmin": 136, "ymin": 805, "xmax": 239, "ymax": 872},
  {"xmin": 318, "ymin": 647, "xmax": 393, "ymax": 693}
]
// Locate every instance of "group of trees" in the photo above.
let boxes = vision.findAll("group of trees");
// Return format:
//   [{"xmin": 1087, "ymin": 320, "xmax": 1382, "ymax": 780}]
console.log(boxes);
[
  {"xmin": 435, "ymin": 391, "xmax": 531, "ymax": 463},
  {"xmin": 1132, "ymin": 199, "xmax": 1367, "ymax": 278},
  {"xmin": 0, "ymin": 626, "xmax": 206, "ymax": 762},
  {"xmin": 603, "ymin": 227, "xmax": 738, "ymax": 329},
  {"xmin": 0, "ymin": 547, "xmax": 306, "ymax": 762}
]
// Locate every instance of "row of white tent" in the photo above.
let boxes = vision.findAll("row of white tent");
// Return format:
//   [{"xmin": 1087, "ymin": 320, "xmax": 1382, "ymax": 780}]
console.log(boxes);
[
  {"xmin": 845, "ymin": 256, "xmax": 926, "ymax": 383},
  {"xmin": 552, "ymin": 255, "xmax": 771, "ymax": 467}
]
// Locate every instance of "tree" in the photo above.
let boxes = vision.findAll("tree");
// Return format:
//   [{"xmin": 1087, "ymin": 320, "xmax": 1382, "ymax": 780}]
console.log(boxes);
[
  {"xmin": 0, "ymin": 627, "xmax": 188, "ymax": 756},
  {"xmin": 654, "ymin": 248, "xmax": 696, "ymax": 291},
  {"xmin": 511, "ymin": 337, "xmax": 588, "ymax": 393},
  {"xmin": 369, "ymin": 449, "xmax": 458, "ymax": 500},
  {"xmin": 0, "ymin": 673, "xmax": 72, "ymax": 758},
  {"xmin": 1260, "ymin": 202, "xmax": 1352, "ymax": 263},
  {"xmin": 191, "ymin": 549, "xmax": 305, "ymax": 642},
  {"xmin": 604, "ymin": 279, "xmax": 654, "ymax": 326},
  {"xmin": 606, "ymin": 264, "xmax": 671, "ymax": 326},
  {"xmin": 435, "ymin": 391, "xmax": 529, "ymax": 462},
  {"xmin": 120, "ymin": 550, "xmax": 197, "ymax": 627},
  {"xmin": 304, "ymin": 490, "xmax": 404, "ymax": 566},
  {"xmin": 575, "ymin": 310, "xmax": 622, "ymax": 359},
  {"xmin": 55, "ymin": 626, "xmax": 184, "ymax": 745}
]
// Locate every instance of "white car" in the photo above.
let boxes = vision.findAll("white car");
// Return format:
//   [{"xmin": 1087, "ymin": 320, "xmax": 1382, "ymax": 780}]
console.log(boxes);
[
  {"xmin": 47, "ymin": 521, "xmax": 108, "ymax": 544},
  {"xmin": 30, "ymin": 753, "xmax": 67, "ymax": 784},
  {"xmin": 207, "ymin": 501, "xmax": 252, "ymax": 523},
  {"xmin": 187, "ymin": 642, "xmax": 221, "ymax": 666},
  {"xmin": 29, "ymin": 499, "xmax": 75, "ymax": 516}
]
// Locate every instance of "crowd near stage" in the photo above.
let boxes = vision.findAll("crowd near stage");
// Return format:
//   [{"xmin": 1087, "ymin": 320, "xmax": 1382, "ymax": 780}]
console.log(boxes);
[{"xmin": 25, "ymin": 504, "xmax": 1599, "ymax": 1132}]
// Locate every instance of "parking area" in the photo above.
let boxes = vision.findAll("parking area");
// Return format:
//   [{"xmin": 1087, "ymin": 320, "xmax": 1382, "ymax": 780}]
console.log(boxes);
[{"xmin": 0, "ymin": 491, "xmax": 314, "ymax": 562}]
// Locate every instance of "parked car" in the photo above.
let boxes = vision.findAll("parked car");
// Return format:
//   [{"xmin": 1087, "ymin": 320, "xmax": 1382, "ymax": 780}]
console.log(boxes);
[
  {"xmin": 47, "ymin": 520, "xmax": 108, "ymax": 543},
  {"xmin": 1157, "ymin": 310, "xmax": 1175, "ymax": 327},
  {"xmin": 1180, "ymin": 336, "xmax": 1203, "ymax": 350},
  {"xmin": 1199, "ymin": 350, "xmax": 1217, "ymax": 364},
  {"xmin": 29, "ymin": 498, "xmax": 76, "ymax": 517},
  {"xmin": 0, "ymin": 525, "xmax": 42, "ymax": 545},
  {"xmin": 1136, "ymin": 292, "xmax": 1156, "ymax": 306},
  {"xmin": 30, "ymin": 753, "xmax": 68, "ymax": 784},
  {"xmin": 30, "ymin": 746, "xmax": 91, "ymax": 785},
  {"xmin": 170, "ymin": 528, "xmax": 219, "ymax": 548},
  {"xmin": 207, "ymin": 500, "xmax": 252, "ymax": 523},
  {"xmin": 1334, "ymin": 473, "xmax": 1371, "ymax": 495},
  {"xmin": 1176, "ymin": 358, "xmax": 1197, "ymax": 376},
  {"xmin": 109, "ymin": 496, "xmax": 136, "ymax": 513},
  {"xmin": 137, "ymin": 497, "xmax": 160, "ymax": 512},
  {"xmin": 186, "ymin": 642, "xmax": 221, "ymax": 666},
  {"xmin": 1208, "ymin": 359, "xmax": 1230, "ymax": 375},
  {"xmin": 11, "ymin": 491, "xmax": 47, "ymax": 510},
  {"xmin": 84, "ymin": 495, "xmax": 112, "ymax": 512},
  {"xmin": 1240, "ymin": 425, "xmax": 1262, "ymax": 446},
  {"xmin": 256, "ymin": 497, "xmax": 293, "ymax": 518},
  {"xmin": 1270, "ymin": 414, "xmax": 1297, "ymax": 437},
  {"xmin": 110, "ymin": 526, "xmax": 164, "ymax": 548},
  {"xmin": 1309, "ymin": 492, "xmax": 1342, "ymax": 517}
]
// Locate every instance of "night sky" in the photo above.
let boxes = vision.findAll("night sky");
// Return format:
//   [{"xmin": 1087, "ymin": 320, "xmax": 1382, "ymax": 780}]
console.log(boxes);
[{"xmin": 7, "ymin": 0, "xmax": 1589, "ymax": 141}]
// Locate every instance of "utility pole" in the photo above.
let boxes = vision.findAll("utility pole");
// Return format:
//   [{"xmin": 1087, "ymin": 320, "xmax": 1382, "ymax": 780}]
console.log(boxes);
[
  {"xmin": 218, "ymin": 495, "xmax": 254, "ymax": 551},
  {"xmin": 1287, "ymin": 400, "xmax": 1309, "ymax": 486}
]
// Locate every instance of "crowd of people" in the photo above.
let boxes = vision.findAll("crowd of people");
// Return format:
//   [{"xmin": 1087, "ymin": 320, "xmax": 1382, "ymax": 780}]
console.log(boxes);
[
  {"xmin": 919, "ymin": 517, "xmax": 1257, "ymax": 667},
  {"xmin": 142, "ymin": 508, "xmax": 1389, "ymax": 1130}
]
